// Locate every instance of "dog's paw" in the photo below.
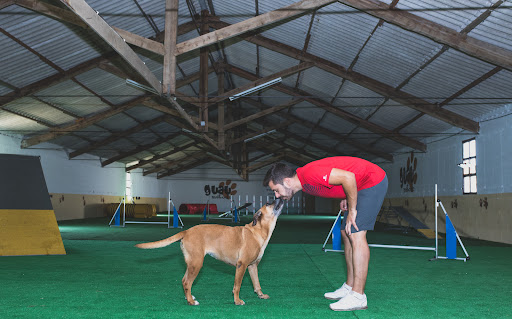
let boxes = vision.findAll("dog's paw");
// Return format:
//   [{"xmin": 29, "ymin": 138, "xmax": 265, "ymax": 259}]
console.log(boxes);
[
  {"xmin": 234, "ymin": 299, "xmax": 245, "ymax": 306},
  {"xmin": 258, "ymin": 294, "xmax": 270, "ymax": 299},
  {"xmin": 186, "ymin": 295, "xmax": 199, "ymax": 306}
]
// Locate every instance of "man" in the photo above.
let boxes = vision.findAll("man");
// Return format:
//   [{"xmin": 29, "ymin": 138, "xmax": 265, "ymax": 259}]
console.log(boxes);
[{"xmin": 263, "ymin": 157, "xmax": 388, "ymax": 311}]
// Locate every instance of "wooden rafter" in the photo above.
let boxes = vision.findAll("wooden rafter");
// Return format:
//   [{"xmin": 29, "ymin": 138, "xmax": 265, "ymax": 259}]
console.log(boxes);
[
  {"xmin": 162, "ymin": 0, "xmax": 178, "ymax": 96},
  {"xmin": 337, "ymin": 0, "xmax": 512, "ymax": 72},
  {"xmin": 224, "ymin": 98, "xmax": 302, "ymax": 131},
  {"xmin": 246, "ymin": 153, "xmax": 285, "ymax": 173},
  {"xmin": 199, "ymin": 10, "xmax": 209, "ymax": 131},
  {"xmin": 0, "ymin": 0, "xmax": 13, "ymax": 9},
  {"xmin": 278, "ymin": 130, "xmax": 344, "ymax": 159},
  {"xmin": 217, "ymin": 71, "xmax": 225, "ymax": 150},
  {"xmin": 0, "ymin": 54, "xmax": 114, "ymax": 111},
  {"xmin": 127, "ymin": 140, "xmax": 197, "ymax": 172},
  {"xmin": 68, "ymin": 116, "xmax": 166, "ymax": 159},
  {"xmin": 59, "ymin": 0, "xmax": 162, "ymax": 94},
  {"xmin": 174, "ymin": 0, "xmax": 335, "ymax": 56},
  {"xmin": 101, "ymin": 132, "xmax": 182, "ymax": 167},
  {"xmin": 21, "ymin": 96, "xmax": 148, "ymax": 148},
  {"xmin": 231, "ymin": 121, "xmax": 293, "ymax": 145},
  {"xmin": 145, "ymin": 151, "xmax": 205, "ymax": 176}
]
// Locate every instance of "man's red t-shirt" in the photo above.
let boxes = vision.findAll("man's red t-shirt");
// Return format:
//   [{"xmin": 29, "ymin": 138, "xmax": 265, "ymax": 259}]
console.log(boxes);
[{"xmin": 296, "ymin": 157, "xmax": 386, "ymax": 199}]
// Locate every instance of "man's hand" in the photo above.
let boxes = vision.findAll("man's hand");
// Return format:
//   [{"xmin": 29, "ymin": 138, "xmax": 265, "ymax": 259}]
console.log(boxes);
[
  {"xmin": 340, "ymin": 199, "xmax": 348, "ymax": 211},
  {"xmin": 345, "ymin": 209, "xmax": 359, "ymax": 236}
]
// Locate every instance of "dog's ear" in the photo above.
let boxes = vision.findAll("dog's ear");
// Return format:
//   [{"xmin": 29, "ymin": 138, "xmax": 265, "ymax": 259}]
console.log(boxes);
[{"xmin": 252, "ymin": 210, "xmax": 262, "ymax": 226}]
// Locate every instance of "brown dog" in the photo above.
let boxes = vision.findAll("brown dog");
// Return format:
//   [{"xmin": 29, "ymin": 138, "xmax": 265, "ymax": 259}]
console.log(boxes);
[{"xmin": 135, "ymin": 198, "xmax": 284, "ymax": 306}]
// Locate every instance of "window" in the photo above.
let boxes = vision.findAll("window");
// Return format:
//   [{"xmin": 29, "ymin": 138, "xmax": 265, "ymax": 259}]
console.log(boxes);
[
  {"xmin": 462, "ymin": 138, "xmax": 477, "ymax": 194},
  {"xmin": 126, "ymin": 172, "xmax": 132, "ymax": 201}
]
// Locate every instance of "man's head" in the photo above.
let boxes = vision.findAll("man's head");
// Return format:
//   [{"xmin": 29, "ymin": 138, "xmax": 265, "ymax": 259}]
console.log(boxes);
[{"xmin": 263, "ymin": 163, "xmax": 297, "ymax": 200}]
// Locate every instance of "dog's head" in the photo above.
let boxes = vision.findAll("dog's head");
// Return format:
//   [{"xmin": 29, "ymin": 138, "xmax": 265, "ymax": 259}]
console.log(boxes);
[{"xmin": 252, "ymin": 198, "xmax": 284, "ymax": 226}]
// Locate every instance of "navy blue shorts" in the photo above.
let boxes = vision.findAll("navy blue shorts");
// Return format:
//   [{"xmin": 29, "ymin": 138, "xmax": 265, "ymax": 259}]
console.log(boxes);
[{"xmin": 341, "ymin": 175, "xmax": 388, "ymax": 233}]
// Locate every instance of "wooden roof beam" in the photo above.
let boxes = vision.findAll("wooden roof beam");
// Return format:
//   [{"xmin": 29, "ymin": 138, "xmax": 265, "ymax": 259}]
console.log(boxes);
[
  {"xmin": 127, "ymin": 140, "xmax": 198, "ymax": 172},
  {"xmin": 145, "ymin": 151, "xmax": 205, "ymax": 176},
  {"xmin": 174, "ymin": 0, "xmax": 335, "ymax": 56},
  {"xmin": 21, "ymin": 95, "xmax": 148, "ymax": 148},
  {"xmin": 101, "ymin": 131, "xmax": 182, "ymax": 167},
  {"xmin": 68, "ymin": 115, "xmax": 166, "ymax": 159},
  {"xmin": 60, "ymin": 0, "xmax": 162, "ymax": 94}
]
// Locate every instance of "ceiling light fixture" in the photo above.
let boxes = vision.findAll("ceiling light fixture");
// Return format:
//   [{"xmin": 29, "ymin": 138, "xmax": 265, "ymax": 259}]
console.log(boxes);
[
  {"xmin": 229, "ymin": 77, "xmax": 282, "ymax": 101},
  {"xmin": 126, "ymin": 79, "xmax": 160, "ymax": 96},
  {"xmin": 244, "ymin": 129, "xmax": 277, "ymax": 143}
]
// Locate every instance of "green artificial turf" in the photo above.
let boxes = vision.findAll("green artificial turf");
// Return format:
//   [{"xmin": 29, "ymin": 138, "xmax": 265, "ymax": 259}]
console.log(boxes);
[{"xmin": 1, "ymin": 215, "xmax": 511, "ymax": 318}]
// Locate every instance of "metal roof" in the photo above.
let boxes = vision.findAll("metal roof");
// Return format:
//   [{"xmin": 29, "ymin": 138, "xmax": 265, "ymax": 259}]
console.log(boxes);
[{"xmin": 1, "ymin": 0, "xmax": 511, "ymax": 179}]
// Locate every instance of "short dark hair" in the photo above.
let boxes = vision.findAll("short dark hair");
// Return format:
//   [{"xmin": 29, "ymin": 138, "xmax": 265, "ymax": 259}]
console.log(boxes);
[{"xmin": 263, "ymin": 162, "xmax": 296, "ymax": 186}]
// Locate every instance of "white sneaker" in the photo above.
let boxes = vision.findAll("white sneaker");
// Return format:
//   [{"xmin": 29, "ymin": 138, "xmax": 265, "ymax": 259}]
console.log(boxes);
[
  {"xmin": 324, "ymin": 282, "xmax": 352, "ymax": 300},
  {"xmin": 329, "ymin": 291, "xmax": 368, "ymax": 311}
]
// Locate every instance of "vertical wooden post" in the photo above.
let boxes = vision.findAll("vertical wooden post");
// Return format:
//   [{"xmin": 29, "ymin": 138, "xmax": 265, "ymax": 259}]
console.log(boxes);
[
  {"xmin": 217, "ymin": 71, "xmax": 225, "ymax": 150},
  {"xmin": 163, "ymin": 0, "xmax": 178, "ymax": 96},
  {"xmin": 199, "ymin": 10, "xmax": 209, "ymax": 131}
]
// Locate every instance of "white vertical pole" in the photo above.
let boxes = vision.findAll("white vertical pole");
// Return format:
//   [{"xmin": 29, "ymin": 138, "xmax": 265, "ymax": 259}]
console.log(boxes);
[
  {"xmin": 253, "ymin": 195, "xmax": 256, "ymax": 213},
  {"xmin": 123, "ymin": 195, "xmax": 126, "ymax": 227},
  {"xmin": 435, "ymin": 184, "xmax": 438, "ymax": 259},
  {"xmin": 168, "ymin": 192, "xmax": 171, "ymax": 228}
]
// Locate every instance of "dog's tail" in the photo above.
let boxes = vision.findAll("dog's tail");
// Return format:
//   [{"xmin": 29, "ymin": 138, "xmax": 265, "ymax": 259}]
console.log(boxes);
[{"xmin": 135, "ymin": 231, "xmax": 185, "ymax": 249}]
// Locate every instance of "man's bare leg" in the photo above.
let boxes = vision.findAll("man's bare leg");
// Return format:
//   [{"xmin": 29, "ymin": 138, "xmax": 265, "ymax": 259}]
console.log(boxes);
[
  {"xmin": 347, "ymin": 230, "xmax": 369, "ymax": 294},
  {"xmin": 341, "ymin": 230, "xmax": 354, "ymax": 287}
]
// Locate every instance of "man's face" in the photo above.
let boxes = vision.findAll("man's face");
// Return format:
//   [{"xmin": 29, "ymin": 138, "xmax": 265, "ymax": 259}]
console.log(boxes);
[{"xmin": 268, "ymin": 180, "xmax": 294, "ymax": 200}]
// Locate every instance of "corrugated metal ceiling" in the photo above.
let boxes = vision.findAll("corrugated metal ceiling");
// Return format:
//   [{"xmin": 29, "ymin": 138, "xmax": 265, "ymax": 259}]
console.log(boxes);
[{"xmin": 0, "ymin": 0, "xmax": 511, "ymax": 179}]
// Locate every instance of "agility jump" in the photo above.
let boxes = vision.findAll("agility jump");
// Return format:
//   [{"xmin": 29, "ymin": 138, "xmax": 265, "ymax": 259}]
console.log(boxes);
[
  {"xmin": 109, "ymin": 192, "xmax": 183, "ymax": 228},
  {"xmin": 323, "ymin": 184, "xmax": 469, "ymax": 262}
]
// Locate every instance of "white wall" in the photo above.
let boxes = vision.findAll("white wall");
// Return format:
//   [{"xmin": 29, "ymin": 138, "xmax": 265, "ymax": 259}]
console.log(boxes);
[
  {"xmin": 0, "ymin": 133, "xmax": 125, "ymax": 196},
  {"xmin": 381, "ymin": 104, "xmax": 512, "ymax": 197}
]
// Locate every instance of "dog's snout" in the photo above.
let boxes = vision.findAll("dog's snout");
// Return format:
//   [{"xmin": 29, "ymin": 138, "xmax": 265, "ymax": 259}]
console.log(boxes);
[{"xmin": 274, "ymin": 198, "xmax": 284, "ymax": 211}]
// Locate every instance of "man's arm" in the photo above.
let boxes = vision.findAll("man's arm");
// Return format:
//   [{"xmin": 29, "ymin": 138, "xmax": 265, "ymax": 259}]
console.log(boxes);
[
  {"xmin": 329, "ymin": 168, "xmax": 359, "ymax": 235},
  {"xmin": 328, "ymin": 168, "xmax": 357, "ymax": 210}
]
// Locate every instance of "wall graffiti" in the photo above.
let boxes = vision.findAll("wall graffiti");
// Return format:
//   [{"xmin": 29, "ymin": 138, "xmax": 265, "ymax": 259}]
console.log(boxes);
[
  {"xmin": 204, "ymin": 180, "xmax": 238, "ymax": 199},
  {"xmin": 400, "ymin": 152, "xmax": 417, "ymax": 192}
]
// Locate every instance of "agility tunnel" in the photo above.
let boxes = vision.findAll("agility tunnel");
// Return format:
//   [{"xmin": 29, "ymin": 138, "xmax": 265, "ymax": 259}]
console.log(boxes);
[{"xmin": 0, "ymin": 154, "xmax": 66, "ymax": 256}]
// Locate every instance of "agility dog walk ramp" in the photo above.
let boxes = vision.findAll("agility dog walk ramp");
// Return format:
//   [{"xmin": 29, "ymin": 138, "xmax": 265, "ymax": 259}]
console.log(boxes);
[{"xmin": 390, "ymin": 206, "xmax": 438, "ymax": 239}]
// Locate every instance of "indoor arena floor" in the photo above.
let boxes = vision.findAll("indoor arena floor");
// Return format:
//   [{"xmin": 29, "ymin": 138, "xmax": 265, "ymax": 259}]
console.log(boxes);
[{"xmin": 1, "ymin": 214, "xmax": 511, "ymax": 318}]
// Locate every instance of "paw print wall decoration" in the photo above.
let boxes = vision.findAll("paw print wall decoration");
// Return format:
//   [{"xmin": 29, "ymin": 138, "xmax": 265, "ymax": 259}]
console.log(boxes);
[{"xmin": 400, "ymin": 152, "xmax": 417, "ymax": 192}]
